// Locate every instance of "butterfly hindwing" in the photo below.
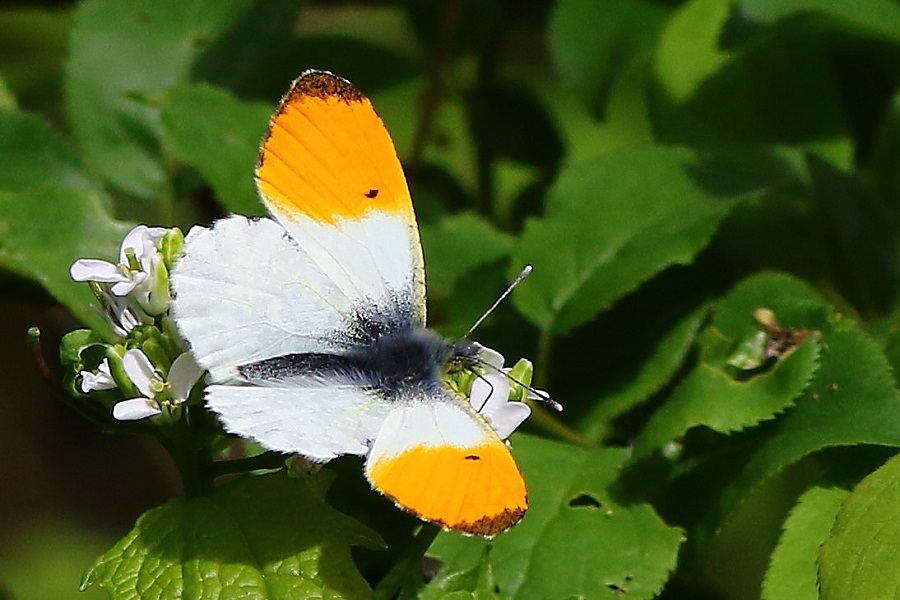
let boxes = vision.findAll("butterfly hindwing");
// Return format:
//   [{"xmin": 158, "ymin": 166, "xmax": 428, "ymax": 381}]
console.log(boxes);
[
  {"xmin": 365, "ymin": 393, "xmax": 528, "ymax": 536},
  {"xmin": 206, "ymin": 383, "xmax": 390, "ymax": 462}
]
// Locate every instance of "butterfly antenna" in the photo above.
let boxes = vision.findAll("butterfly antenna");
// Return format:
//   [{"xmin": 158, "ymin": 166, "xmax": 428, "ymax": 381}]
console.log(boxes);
[{"xmin": 462, "ymin": 264, "xmax": 533, "ymax": 340}]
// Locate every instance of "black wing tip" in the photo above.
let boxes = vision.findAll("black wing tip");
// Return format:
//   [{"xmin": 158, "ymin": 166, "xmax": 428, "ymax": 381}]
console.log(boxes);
[{"xmin": 285, "ymin": 69, "xmax": 365, "ymax": 104}]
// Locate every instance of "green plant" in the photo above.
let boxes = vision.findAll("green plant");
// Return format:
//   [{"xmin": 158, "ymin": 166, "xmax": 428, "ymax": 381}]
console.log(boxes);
[{"xmin": 4, "ymin": 0, "xmax": 900, "ymax": 598}]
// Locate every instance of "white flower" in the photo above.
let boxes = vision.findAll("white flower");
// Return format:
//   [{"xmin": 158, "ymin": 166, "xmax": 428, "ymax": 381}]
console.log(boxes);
[
  {"xmin": 473, "ymin": 342, "xmax": 505, "ymax": 370},
  {"xmin": 70, "ymin": 225, "xmax": 169, "ymax": 315},
  {"xmin": 112, "ymin": 349, "xmax": 203, "ymax": 421},
  {"xmin": 94, "ymin": 284, "xmax": 142, "ymax": 336},
  {"xmin": 470, "ymin": 372, "xmax": 532, "ymax": 440},
  {"xmin": 79, "ymin": 358, "xmax": 116, "ymax": 393}
]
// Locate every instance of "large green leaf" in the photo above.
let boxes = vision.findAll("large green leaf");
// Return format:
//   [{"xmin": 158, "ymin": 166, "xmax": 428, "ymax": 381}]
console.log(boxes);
[
  {"xmin": 160, "ymin": 83, "xmax": 271, "ymax": 216},
  {"xmin": 0, "ymin": 108, "xmax": 93, "ymax": 193},
  {"xmin": 634, "ymin": 274, "xmax": 823, "ymax": 456},
  {"xmin": 511, "ymin": 146, "xmax": 735, "ymax": 336},
  {"xmin": 763, "ymin": 485, "xmax": 848, "ymax": 600},
  {"xmin": 0, "ymin": 186, "xmax": 131, "ymax": 333},
  {"xmin": 654, "ymin": 0, "xmax": 848, "ymax": 145},
  {"xmin": 739, "ymin": 0, "xmax": 900, "ymax": 42},
  {"xmin": 65, "ymin": 0, "xmax": 247, "ymax": 198},
  {"xmin": 0, "ymin": 109, "xmax": 132, "ymax": 332},
  {"xmin": 420, "ymin": 212, "xmax": 513, "ymax": 295},
  {"xmin": 819, "ymin": 453, "xmax": 900, "ymax": 599},
  {"xmin": 83, "ymin": 471, "xmax": 382, "ymax": 600},
  {"xmin": 549, "ymin": 0, "xmax": 669, "ymax": 106},
  {"xmin": 428, "ymin": 436, "xmax": 682, "ymax": 600}
]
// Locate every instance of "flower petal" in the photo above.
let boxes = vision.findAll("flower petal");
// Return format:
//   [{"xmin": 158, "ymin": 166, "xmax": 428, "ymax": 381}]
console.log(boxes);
[
  {"xmin": 168, "ymin": 352, "xmax": 203, "ymax": 401},
  {"xmin": 474, "ymin": 343, "xmax": 504, "ymax": 369},
  {"xmin": 469, "ymin": 376, "xmax": 494, "ymax": 412},
  {"xmin": 70, "ymin": 259, "xmax": 128, "ymax": 283},
  {"xmin": 79, "ymin": 359, "xmax": 116, "ymax": 393},
  {"xmin": 486, "ymin": 402, "xmax": 532, "ymax": 440},
  {"xmin": 120, "ymin": 225, "xmax": 167, "ymax": 265},
  {"xmin": 477, "ymin": 373, "xmax": 512, "ymax": 417},
  {"xmin": 121, "ymin": 349, "xmax": 157, "ymax": 398},
  {"xmin": 109, "ymin": 277, "xmax": 140, "ymax": 296},
  {"xmin": 112, "ymin": 398, "xmax": 162, "ymax": 420}
]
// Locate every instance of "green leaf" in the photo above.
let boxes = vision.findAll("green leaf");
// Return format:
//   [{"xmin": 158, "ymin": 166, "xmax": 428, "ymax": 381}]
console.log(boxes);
[
  {"xmin": 707, "ymin": 274, "xmax": 900, "ymax": 527},
  {"xmin": 59, "ymin": 329, "xmax": 105, "ymax": 369},
  {"xmin": 83, "ymin": 471, "xmax": 382, "ymax": 600},
  {"xmin": 634, "ymin": 275, "xmax": 823, "ymax": 456},
  {"xmin": 0, "ymin": 75, "xmax": 15, "ymax": 110},
  {"xmin": 160, "ymin": 83, "xmax": 272, "ymax": 216},
  {"xmin": 739, "ymin": 0, "xmax": 900, "ymax": 42},
  {"xmin": 65, "ymin": 0, "xmax": 247, "ymax": 198},
  {"xmin": 429, "ymin": 436, "xmax": 682, "ymax": 600},
  {"xmin": 511, "ymin": 146, "xmax": 735, "ymax": 335},
  {"xmin": 581, "ymin": 304, "xmax": 709, "ymax": 440},
  {"xmin": 654, "ymin": 0, "xmax": 730, "ymax": 103},
  {"xmin": 653, "ymin": 0, "xmax": 848, "ymax": 145},
  {"xmin": 819, "ymin": 453, "xmax": 900, "ymax": 599},
  {"xmin": 549, "ymin": 0, "xmax": 669, "ymax": 106},
  {"xmin": 0, "ymin": 186, "xmax": 133, "ymax": 334},
  {"xmin": 418, "ymin": 546, "xmax": 499, "ymax": 600},
  {"xmin": 762, "ymin": 485, "xmax": 848, "ymax": 600},
  {"xmin": 420, "ymin": 213, "xmax": 514, "ymax": 295},
  {"xmin": 0, "ymin": 108, "xmax": 93, "ymax": 193}
]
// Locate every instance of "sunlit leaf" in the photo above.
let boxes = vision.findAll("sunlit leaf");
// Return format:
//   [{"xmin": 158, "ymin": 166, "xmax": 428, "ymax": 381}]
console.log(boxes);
[
  {"xmin": 819, "ymin": 453, "xmax": 900, "ymax": 599},
  {"xmin": 511, "ymin": 146, "xmax": 736, "ymax": 335},
  {"xmin": 763, "ymin": 485, "xmax": 848, "ymax": 600},
  {"xmin": 83, "ymin": 471, "xmax": 382, "ymax": 600},
  {"xmin": 739, "ymin": 0, "xmax": 900, "ymax": 42}
]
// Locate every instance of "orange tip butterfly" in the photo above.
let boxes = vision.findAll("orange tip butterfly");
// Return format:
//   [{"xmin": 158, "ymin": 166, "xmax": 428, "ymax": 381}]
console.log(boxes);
[{"xmin": 172, "ymin": 70, "xmax": 535, "ymax": 536}]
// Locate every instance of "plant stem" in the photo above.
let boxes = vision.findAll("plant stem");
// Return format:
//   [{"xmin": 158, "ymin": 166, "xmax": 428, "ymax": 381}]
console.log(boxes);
[
  {"xmin": 209, "ymin": 452, "xmax": 286, "ymax": 477},
  {"xmin": 372, "ymin": 524, "xmax": 441, "ymax": 600}
]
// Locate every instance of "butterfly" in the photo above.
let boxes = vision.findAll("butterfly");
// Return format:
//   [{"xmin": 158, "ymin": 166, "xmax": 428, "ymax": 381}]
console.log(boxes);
[{"xmin": 171, "ymin": 70, "xmax": 535, "ymax": 536}]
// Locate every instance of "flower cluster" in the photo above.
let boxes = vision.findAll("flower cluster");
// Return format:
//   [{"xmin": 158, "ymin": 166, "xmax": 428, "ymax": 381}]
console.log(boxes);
[{"xmin": 64, "ymin": 225, "xmax": 202, "ymax": 422}]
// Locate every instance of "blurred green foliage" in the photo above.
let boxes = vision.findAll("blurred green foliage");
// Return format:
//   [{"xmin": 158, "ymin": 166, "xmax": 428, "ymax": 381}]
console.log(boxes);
[{"xmin": 4, "ymin": 0, "xmax": 900, "ymax": 598}]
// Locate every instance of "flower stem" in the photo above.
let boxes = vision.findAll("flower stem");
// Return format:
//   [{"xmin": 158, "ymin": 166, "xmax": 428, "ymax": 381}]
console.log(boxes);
[
  {"xmin": 372, "ymin": 523, "xmax": 441, "ymax": 600},
  {"xmin": 209, "ymin": 452, "xmax": 286, "ymax": 477}
]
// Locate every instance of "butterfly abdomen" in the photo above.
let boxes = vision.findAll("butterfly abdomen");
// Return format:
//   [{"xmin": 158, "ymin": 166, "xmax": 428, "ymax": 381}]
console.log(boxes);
[{"xmin": 238, "ymin": 327, "xmax": 455, "ymax": 399}]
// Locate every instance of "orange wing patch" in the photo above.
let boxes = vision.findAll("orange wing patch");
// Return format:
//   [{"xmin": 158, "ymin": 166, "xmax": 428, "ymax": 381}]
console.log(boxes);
[
  {"xmin": 256, "ymin": 70, "xmax": 415, "ymax": 224},
  {"xmin": 367, "ymin": 442, "xmax": 527, "ymax": 536}
]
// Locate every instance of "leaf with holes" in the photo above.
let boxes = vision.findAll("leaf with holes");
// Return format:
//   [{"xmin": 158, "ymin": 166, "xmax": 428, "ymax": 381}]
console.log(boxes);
[
  {"xmin": 428, "ymin": 435, "xmax": 682, "ymax": 600},
  {"xmin": 634, "ymin": 273, "xmax": 823, "ymax": 457}
]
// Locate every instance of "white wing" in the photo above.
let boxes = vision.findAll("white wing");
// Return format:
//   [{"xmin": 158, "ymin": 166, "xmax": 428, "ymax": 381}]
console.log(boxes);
[
  {"xmin": 207, "ymin": 382, "xmax": 391, "ymax": 462},
  {"xmin": 173, "ymin": 215, "xmax": 403, "ymax": 382}
]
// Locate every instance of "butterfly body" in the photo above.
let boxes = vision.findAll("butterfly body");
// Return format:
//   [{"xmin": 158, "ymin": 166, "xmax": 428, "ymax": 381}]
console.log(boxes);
[{"xmin": 172, "ymin": 70, "xmax": 530, "ymax": 536}]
